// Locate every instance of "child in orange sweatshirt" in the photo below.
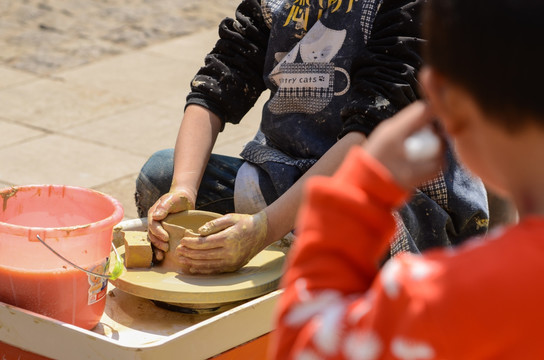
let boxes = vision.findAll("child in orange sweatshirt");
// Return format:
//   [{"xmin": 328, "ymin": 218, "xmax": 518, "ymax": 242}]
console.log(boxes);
[{"xmin": 271, "ymin": 0, "xmax": 544, "ymax": 358}]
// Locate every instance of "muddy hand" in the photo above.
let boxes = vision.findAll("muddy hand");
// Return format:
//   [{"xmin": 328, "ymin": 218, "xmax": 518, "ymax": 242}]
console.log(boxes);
[
  {"xmin": 175, "ymin": 211, "xmax": 268, "ymax": 274},
  {"xmin": 147, "ymin": 188, "xmax": 195, "ymax": 262}
]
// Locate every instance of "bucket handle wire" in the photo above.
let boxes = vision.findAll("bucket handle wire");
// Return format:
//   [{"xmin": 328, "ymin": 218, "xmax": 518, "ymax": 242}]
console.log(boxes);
[{"xmin": 36, "ymin": 235, "xmax": 124, "ymax": 280}]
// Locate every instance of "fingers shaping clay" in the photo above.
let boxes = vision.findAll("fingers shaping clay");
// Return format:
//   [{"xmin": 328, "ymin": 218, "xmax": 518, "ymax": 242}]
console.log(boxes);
[
  {"xmin": 122, "ymin": 231, "xmax": 153, "ymax": 268},
  {"xmin": 161, "ymin": 210, "xmax": 221, "ymax": 272}
]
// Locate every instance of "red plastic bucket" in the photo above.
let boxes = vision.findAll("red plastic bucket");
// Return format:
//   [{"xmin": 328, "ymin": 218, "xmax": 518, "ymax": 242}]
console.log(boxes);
[{"xmin": 0, "ymin": 185, "xmax": 123, "ymax": 330}]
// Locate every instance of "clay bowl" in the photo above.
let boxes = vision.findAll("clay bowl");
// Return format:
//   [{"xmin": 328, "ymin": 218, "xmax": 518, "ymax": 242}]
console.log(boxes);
[{"xmin": 160, "ymin": 210, "xmax": 221, "ymax": 272}]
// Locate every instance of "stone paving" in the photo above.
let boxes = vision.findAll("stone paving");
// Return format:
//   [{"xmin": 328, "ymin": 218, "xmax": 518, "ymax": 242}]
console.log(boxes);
[
  {"xmin": 0, "ymin": 1, "xmax": 263, "ymax": 219},
  {"xmin": 1, "ymin": 0, "xmax": 239, "ymax": 74}
]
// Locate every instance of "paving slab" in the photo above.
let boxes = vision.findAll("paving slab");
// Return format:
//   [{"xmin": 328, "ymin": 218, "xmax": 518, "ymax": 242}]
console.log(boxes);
[
  {"xmin": 144, "ymin": 28, "xmax": 217, "ymax": 64},
  {"xmin": 0, "ymin": 26, "xmax": 269, "ymax": 220},
  {"xmin": 0, "ymin": 134, "xmax": 145, "ymax": 189},
  {"xmin": 0, "ymin": 0, "xmax": 239, "ymax": 75},
  {"xmin": 0, "ymin": 77, "xmax": 139, "ymax": 130},
  {"xmin": 0, "ymin": 1, "xmax": 256, "ymax": 222},
  {"xmin": 93, "ymin": 173, "xmax": 140, "ymax": 220},
  {"xmin": 154, "ymin": 93, "xmax": 188, "ymax": 111},
  {"xmin": 0, "ymin": 117, "xmax": 46, "ymax": 149},
  {"xmin": 61, "ymin": 103, "xmax": 181, "ymax": 157},
  {"xmin": 146, "ymin": 30, "xmax": 218, "ymax": 109},
  {"xmin": 58, "ymin": 51, "xmax": 200, "ymax": 102},
  {"xmin": 0, "ymin": 66, "xmax": 37, "ymax": 89}
]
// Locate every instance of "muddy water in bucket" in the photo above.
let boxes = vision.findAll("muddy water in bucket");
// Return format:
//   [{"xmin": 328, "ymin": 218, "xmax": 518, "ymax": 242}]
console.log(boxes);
[{"xmin": 0, "ymin": 185, "xmax": 123, "ymax": 330}]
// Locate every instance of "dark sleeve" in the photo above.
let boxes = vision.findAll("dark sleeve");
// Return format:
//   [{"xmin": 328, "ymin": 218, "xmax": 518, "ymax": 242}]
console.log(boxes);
[
  {"xmin": 339, "ymin": 0, "xmax": 425, "ymax": 137},
  {"xmin": 185, "ymin": 0, "xmax": 270, "ymax": 128}
]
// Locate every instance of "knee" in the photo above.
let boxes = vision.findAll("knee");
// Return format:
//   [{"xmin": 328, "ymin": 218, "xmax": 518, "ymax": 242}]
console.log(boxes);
[
  {"xmin": 137, "ymin": 149, "xmax": 173, "ymax": 186},
  {"xmin": 135, "ymin": 149, "xmax": 174, "ymax": 218}
]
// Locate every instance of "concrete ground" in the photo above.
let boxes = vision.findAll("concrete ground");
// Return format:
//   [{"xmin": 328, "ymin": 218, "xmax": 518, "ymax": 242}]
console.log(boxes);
[{"xmin": 0, "ymin": 28, "xmax": 264, "ymax": 219}]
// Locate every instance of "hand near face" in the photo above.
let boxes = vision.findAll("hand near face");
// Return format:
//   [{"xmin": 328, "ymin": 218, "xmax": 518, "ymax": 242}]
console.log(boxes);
[{"xmin": 364, "ymin": 101, "xmax": 445, "ymax": 190}]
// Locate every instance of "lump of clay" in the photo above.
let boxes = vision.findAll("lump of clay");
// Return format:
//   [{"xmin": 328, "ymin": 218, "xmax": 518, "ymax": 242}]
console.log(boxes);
[
  {"xmin": 161, "ymin": 210, "xmax": 221, "ymax": 273},
  {"xmin": 112, "ymin": 227, "xmax": 125, "ymax": 248},
  {"xmin": 122, "ymin": 231, "xmax": 153, "ymax": 268}
]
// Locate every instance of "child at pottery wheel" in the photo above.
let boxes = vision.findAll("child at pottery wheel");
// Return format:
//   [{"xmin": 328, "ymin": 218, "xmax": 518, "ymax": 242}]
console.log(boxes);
[
  {"xmin": 134, "ymin": 0, "xmax": 489, "ymax": 274},
  {"xmin": 271, "ymin": 0, "xmax": 544, "ymax": 357}
]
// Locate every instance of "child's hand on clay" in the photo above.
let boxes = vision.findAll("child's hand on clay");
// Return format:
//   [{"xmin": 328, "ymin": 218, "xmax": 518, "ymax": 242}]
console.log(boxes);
[
  {"xmin": 147, "ymin": 188, "xmax": 196, "ymax": 261},
  {"xmin": 175, "ymin": 211, "xmax": 268, "ymax": 274},
  {"xmin": 364, "ymin": 101, "xmax": 445, "ymax": 190}
]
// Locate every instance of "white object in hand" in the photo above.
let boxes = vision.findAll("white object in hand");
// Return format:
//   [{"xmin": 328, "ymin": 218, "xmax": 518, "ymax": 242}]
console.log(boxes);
[{"xmin": 404, "ymin": 126, "xmax": 441, "ymax": 161}]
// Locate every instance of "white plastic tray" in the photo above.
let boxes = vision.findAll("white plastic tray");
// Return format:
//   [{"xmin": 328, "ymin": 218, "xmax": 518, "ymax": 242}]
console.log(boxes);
[{"xmin": 0, "ymin": 287, "xmax": 281, "ymax": 359}]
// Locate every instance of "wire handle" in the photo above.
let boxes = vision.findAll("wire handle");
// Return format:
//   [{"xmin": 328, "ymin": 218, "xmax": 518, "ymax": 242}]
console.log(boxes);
[{"xmin": 36, "ymin": 235, "xmax": 123, "ymax": 280}]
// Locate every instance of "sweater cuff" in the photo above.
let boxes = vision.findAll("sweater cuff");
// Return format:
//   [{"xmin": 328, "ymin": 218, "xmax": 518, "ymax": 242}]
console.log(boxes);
[{"xmin": 185, "ymin": 96, "xmax": 227, "ymax": 131}]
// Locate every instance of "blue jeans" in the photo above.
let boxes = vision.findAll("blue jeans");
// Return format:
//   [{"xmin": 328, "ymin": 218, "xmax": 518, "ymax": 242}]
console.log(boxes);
[{"xmin": 135, "ymin": 149, "xmax": 244, "ymax": 218}]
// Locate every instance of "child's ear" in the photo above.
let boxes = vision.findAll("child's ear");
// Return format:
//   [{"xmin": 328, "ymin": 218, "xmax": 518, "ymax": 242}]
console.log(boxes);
[
  {"xmin": 419, "ymin": 66, "xmax": 449, "ymax": 114},
  {"xmin": 419, "ymin": 67, "xmax": 471, "ymax": 135}
]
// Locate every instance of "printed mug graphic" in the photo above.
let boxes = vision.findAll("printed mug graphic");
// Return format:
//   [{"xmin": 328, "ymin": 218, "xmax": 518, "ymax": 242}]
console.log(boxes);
[
  {"xmin": 268, "ymin": 22, "xmax": 349, "ymax": 114},
  {"xmin": 269, "ymin": 62, "xmax": 350, "ymax": 114}
]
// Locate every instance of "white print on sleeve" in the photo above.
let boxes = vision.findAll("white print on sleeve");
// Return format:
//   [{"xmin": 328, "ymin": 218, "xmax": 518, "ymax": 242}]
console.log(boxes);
[
  {"xmin": 391, "ymin": 337, "xmax": 435, "ymax": 360},
  {"xmin": 295, "ymin": 349, "xmax": 322, "ymax": 360},
  {"xmin": 286, "ymin": 278, "xmax": 343, "ymax": 327},
  {"xmin": 380, "ymin": 259, "xmax": 402, "ymax": 299},
  {"xmin": 409, "ymin": 259, "xmax": 438, "ymax": 281},
  {"xmin": 343, "ymin": 329, "xmax": 383, "ymax": 360},
  {"xmin": 347, "ymin": 291, "xmax": 375, "ymax": 324},
  {"xmin": 313, "ymin": 301, "xmax": 345, "ymax": 355},
  {"xmin": 382, "ymin": 256, "xmax": 440, "ymax": 299}
]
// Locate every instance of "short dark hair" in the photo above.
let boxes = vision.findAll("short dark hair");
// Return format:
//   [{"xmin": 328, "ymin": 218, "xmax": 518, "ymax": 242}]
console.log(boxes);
[{"xmin": 423, "ymin": 0, "xmax": 544, "ymax": 129}]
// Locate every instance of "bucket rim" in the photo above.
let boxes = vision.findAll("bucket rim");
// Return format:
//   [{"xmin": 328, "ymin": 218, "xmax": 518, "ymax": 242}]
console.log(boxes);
[{"xmin": 0, "ymin": 184, "xmax": 124, "ymax": 240}]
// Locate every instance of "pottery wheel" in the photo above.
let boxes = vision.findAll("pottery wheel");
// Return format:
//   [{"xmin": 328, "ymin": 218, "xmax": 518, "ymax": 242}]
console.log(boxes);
[{"xmin": 111, "ymin": 244, "xmax": 285, "ymax": 310}]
